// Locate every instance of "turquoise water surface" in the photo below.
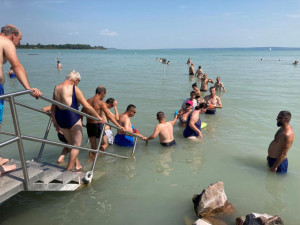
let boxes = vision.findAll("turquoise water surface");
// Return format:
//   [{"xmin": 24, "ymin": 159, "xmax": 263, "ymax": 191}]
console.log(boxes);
[{"xmin": 1, "ymin": 48, "xmax": 300, "ymax": 224}]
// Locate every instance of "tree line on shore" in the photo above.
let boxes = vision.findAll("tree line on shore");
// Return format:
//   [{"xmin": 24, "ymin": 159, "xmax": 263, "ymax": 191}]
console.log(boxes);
[{"xmin": 17, "ymin": 43, "xmax": 107, "ymax": 50}]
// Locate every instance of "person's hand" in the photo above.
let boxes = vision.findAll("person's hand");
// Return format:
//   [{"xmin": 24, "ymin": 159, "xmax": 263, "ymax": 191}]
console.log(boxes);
[
  {"xmin": 113, "ymin": 100, "xmax": 118, "ymax": 107},
  {"xmin": 30, "ymin": 88, "xmax": 42, "ymax": 98},
  {"xmin": 269, "ymin": 167, "xmax": 277, "ymax": 173},
  {"xmin": 119, "ymin": 126, "xmax": 125, "ymax": 132},
  {"xmin": 98, "ymin": 117, "xmax": 105, "ymax": 124}
]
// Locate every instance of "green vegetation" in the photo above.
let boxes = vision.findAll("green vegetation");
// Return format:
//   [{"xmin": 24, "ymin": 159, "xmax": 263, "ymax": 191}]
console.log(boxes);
[{"xmin": 17, "ymin": 43, "xmax": 107, "ymax": 50}]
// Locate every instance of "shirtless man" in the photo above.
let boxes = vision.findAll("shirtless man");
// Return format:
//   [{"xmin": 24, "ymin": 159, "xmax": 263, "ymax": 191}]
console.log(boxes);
[
  {"xmin": 195, "ymin": 66, "xmax": 204, "ymax": 78},
  {"xmin": 57, "ymin": 60, "xmax": 62, "ymax": 70},
  {"xmin": 0, "ymin": 24, "xmax": 42, "ymax": 127},
  {"xmin": 187, "ymin": 58, "xmax": 191, "ymax": 64},
  {"xmin": 143, "ymin": 111, "xmax": 177, "ymax": 146},
  {"xmin": 214, "ymin": 76, "xmax": 226, "ymax": 92},
  {"xmin": 200, "ymin": 73, "xmax": 214, "ymax": 91},
  {"xmin": 115, "ymin": 104, "xmax": 143, "ymax": 147},
  {"xmin": 101, "ymin": 98, "xmax": 119, "ymax": 145},
  {"xmin": 82, "ymin": 86, "xmax": 124, "ymax": 159},
  {"xmin": 202, "ymin": 87, "xmax": 222, "ymax": 114},
  {"xmin": 267, "ymin": 111, "xmax": 294, "ymax": 173},
  {"xmin": 189, "ymin": 63, "xmax": 195, "ymax": 75}
]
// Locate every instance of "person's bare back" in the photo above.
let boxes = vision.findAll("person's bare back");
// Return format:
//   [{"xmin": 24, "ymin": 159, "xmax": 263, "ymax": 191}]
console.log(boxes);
[{"xmin": 156, "ymin": 122, "xmax": 174, "ymax": 143}]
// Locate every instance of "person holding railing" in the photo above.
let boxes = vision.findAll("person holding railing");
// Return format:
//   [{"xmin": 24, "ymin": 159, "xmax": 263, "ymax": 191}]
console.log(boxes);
[
  {"xmin": 115, "ymin": 104, "xmax": 144, "ymax": 147},
  {"xmin": 0, "ymin": 24, "xmax": 42, "ymax": 128},
  {"xmin": 51, "ymin": 70, "xmax": 105, "ymax": 171},
  {"xmin": 82, "ymin": 86, "xmax": 124, "ymax": 159}
]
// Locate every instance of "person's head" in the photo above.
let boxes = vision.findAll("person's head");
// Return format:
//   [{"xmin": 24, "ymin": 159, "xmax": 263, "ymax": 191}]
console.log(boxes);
[
  {"xmin": 216, "ymin": 76, "xmax": 221, "ymax": 82},
  {"xmin": 1, "ymin": 24, "xmax": 22, "ymax": 46},
  {"xmin": 105, "ymin": 98, "xmax": 115, "ymax": 108},
  {"xmin": 126, "ymin": 104, "xmax": 136, "ymax": 117},
  {"xmin": 191, "ymin": 63, "xmax": 194, "ymax": 66},
  {"xmin": 209, "ymin": 86, "xmax": 216, "ymax": 96},
  {"xmin": 277, "ymin": 111, "xmax": 291, "ymax": 127},
  {"xmin": 195, "ymin": 102, "xmax": 208, "ymax": 112},
  {"xmin": 190, "ymin": 91, "xmax": 196, "ymax": 99},
  {"xmin": 95, "ymin": 86, "xmax": 106, "ymax": 98},
  {"xmin": 185, "ymin": 100, "xmax": 193, "ymax": 110},
  {"xmin": 156, "ymin": 111, "xmax": 165, "ymax": 122},
  {"xmin": 203, "ymin": 73, "xmax": 207, "ymax": 78},
  {"xmin": 66, "ymin": 70, "xmax": 81, "ymax": 85},
  {"xmin": 198, "ymin": 66, "xmax": 201, "ymax": 69},
  {"xmin": 192, "ymin": 82, "xmax": 198, "ymax": 88}
]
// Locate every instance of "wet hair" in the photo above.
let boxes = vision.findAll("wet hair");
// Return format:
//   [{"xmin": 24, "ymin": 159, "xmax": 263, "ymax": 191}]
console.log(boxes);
[
  {"xmin": 279, "ymin": 111, "xmax": 291, "ymax": 122},
  {"xmin": 1, "ymin": 25, "xmax": 19, "ymax": 36},
  {"xmin": 66, "ymin": 70, "xmax": 81, "ymax": 81},
  {"xmin": 190, "ymin": 91, "xmax": 196, "ymax": 96},
  {"xmin": 156, "ymin": 111, "xmax": 165, "ymax": 121},
  {"xmin": 95, "ymin": 86, "xmax": 106, "ymax": 95},
  {"xmin": 105, "ymin": 98, "xmax": 115, "ymax": 104},
  {"xmin": 210, "ymin": 86, "xmax": 215, "ymax": 92},
  {"xmin": 192, "ymin": 82, "xmax": 197, "ymax": 88},
  {"xmin": 195, "ymin": 103, "xmax": 208, "ymax": 110},
  {"xmin": 126, "ymin": 104, "xmax": 136, "ymax": 112}
]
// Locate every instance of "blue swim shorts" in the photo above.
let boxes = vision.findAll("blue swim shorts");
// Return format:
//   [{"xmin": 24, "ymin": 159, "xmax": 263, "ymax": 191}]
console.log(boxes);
[
  {"xmin": 268, "ymin": 157, "xmax": 288, "ymax": 173},
  {"xmin": 115, "ymin": 134, "xmax": 134, "ymax": 147}
]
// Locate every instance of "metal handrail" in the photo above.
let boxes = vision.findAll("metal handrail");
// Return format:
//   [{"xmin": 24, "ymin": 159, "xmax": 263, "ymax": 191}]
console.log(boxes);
[{"xmin": 0, "ymin": 90, "xmax": 141, "ymax": 188}]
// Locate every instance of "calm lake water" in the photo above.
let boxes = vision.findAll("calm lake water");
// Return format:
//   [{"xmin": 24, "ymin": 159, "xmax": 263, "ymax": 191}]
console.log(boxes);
[{"xmin": 1, "ymin": 48, "xmax": 300, "ymax": 224}]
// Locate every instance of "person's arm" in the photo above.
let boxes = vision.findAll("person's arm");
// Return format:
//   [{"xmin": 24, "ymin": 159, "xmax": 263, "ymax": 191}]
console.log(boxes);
[
  {"xmin": 270, "ymin": 134, "xmax": 293, "ymax": 172},
  {"xmin": 4, "ymin": 41, "xmax": 42, "ymax": 97},
  {"xmin": 101, "ymin": 102, "xmax": 123, "ymax": 130},
  {"xmin": 188, "ymin": 113, "xmax": 203, "ymax": 138},
  {"xmin": 208, "ymin": 78, "xmax": 214, "ymax": 84},
  {"xmin": 170, "ymin": 114, "xmax": 178, "ymax": 126},
  {"xmin": 222, "ymin": 83, "xmax": 226, "ymax": 92},
  {"xmin": 145, "ymin": 125, "xmax": 160, "ymax": 141},
  {"xmin": 50, "ymin": 92, "xmax": 60, "ymax": 132},
  {"xmin": 113, "ymin": 100, "xmax": 119, "ymax": 121},
  {"xmin": 216, "ymin": 96, "xmax": 222, "ymax": 108},
  {"xmin": 75, "ymin": 87, "xmax": 105, "ymax": 123}
]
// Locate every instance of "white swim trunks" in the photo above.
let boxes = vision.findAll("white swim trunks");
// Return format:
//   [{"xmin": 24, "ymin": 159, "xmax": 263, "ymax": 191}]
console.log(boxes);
[{"xmin": 105, "ymin": 129, "xmax": 114, "ymax": 145}]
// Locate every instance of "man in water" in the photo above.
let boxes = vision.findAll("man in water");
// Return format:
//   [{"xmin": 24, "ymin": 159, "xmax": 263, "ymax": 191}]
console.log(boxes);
[
  {"xmin": 101, "ymin": 97, "xmax": 119, "ymax": 145},
  {"xmin": 115, "ymin": 104, "xmax": 144, "ymax": 147},
  {"xmin": 202, "ymin": 86, "xmax": 222, "ymax": 114},
  {"xmin": 0, "ymin": 24, "xmax": 42, "ymax": 127},
  {"xmin": 143, "ymin": 111, "xmax": 177, "ymax": 146},
  {"xmin": 57, "ymin": 60, "xmax": 62, "ymax": 70},
  {"xmin": 214, "ymin": 76, "xmax": 226, "ymax": 92},
  {"xmin": 200, "ymin": 73, "xmax": 214, "ymax": 91},
  {"xmin": 195, "ymin": 66, "xmax": 204, "ymax": 78},
  {"xmin": 189, "ymin": 63, "xmax": 195, "ymax": 75},
  {"xmin": 267, "ymin": 111, "xmax": 294, "ymax": 173},
  {"xmin": 82, "ymin": 86, "xmax": 124, "ymax": 159}
]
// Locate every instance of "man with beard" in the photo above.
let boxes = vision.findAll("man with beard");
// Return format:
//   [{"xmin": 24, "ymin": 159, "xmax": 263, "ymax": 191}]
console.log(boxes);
[{"xmin": 267, "ymin": 111, "xmax": 294, "ymax": 173}]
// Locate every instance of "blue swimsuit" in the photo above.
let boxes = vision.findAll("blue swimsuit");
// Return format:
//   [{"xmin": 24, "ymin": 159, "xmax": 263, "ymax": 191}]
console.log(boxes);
[
  {"xmin": 0, "ymin": 84, "xmax": 4, "ymax": 124},
  {"xmin": 55, "ymin": 85, "xmax": 80, "ymax": 129},
  {"xmin": 183, "ymin": 111, "xmax": 201, "ymax": 138}
]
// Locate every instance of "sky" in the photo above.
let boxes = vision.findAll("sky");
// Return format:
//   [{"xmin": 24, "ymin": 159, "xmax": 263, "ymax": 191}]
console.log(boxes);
[{"xmin": 1, "ymin": 0, "xmax": 300, "ymax": 49}]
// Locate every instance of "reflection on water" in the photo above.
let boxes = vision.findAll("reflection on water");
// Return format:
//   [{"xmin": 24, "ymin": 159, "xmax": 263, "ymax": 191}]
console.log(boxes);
[
  {"xmin": 155, "ymin": 148, "xmax": 175, "ymax": 176},
  {"xmin": 264, "ymin": 174, "xmax": 287, "ymax": 214}
]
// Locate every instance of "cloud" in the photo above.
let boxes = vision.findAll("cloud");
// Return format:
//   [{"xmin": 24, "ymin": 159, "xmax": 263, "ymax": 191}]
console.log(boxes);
[
  {"xmin": 286, "ymin": 14, "xmax": 300, "ymax": 18},
  {"xmin": 68, "ymin": 32, "xmax": 79, "ymax": 35},
  {"xmin": 100, "ymin": 29, "xmax": 117, "ymax": 36}
]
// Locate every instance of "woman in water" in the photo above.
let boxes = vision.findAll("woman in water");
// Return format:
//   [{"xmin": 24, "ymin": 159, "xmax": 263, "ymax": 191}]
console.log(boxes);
[
  {"xmin": 177, "ymin": 100, "xmax": 193, "ymax": 127},
  {"xmin": 5, "ymin": 67, "xmax": 17, "ymax": 78},
  {"xmin": 183, "ymin": 103, "xmax": 208, "ymax": 139},
  {"xmin": 51, "ymin": 70, "xmax": 105, "ymax": 171}
]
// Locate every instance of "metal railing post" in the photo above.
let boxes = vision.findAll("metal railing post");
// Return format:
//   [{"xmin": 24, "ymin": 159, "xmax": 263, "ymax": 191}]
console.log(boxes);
[
  {"xmin": 36, "ymin": 117, "xmax": 53, "ymax": 161},
  {"xmin": 131, "ymin": 137, "xmax": 138, "ymax": 156},
  {"xmin": 90, "ymin": 125, "xmax": 106, "ymax": 172},
  {"xmin": 8, "ymin": 96, "xmax": 30, "ymax": 190}
]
